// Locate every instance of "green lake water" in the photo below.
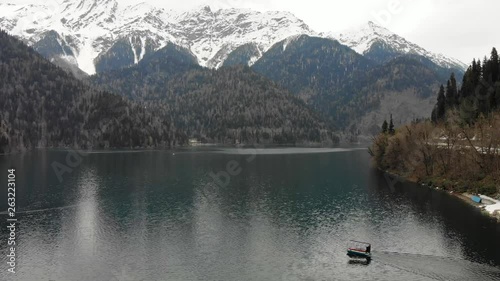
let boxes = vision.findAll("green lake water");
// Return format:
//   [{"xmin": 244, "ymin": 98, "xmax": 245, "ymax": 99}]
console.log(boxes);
[{"xmin": 1, "ymin": 148, "xmax": 499, "ymax": 280}]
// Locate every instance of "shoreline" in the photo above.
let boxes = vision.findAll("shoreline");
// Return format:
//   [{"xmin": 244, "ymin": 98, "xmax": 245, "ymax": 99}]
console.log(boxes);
[
  {"xmin": 383, "ymin": 170, "xmax": 500, "ymax": 222},
  {"xmin": 448, "ymin": 192, "xmax": 500, "ymax": 221},
  {"xmin": 0, "ymin": 142, "xmax": 369, "ymax": 156}
]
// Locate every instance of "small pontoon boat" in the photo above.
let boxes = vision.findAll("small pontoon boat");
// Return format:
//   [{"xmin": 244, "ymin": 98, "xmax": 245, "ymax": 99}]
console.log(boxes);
[{"xmin": 347, "ymin": 240, "xmax": 371, "ymax": 260}]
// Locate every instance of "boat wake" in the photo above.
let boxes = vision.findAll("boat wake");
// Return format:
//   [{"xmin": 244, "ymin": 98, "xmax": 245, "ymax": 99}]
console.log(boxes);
[
  {"xmin": 0, "ymin": 204, "xmax": 79, "ymax": 215},
  {"xmin": 372, "ymin": 251, "xmax": 500, "ymax": 281}
]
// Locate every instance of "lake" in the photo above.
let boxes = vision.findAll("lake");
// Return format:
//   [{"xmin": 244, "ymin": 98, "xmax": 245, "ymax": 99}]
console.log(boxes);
[{"xmin": 1, "ymin": 148, "xmax": 500, "ymax": 281}]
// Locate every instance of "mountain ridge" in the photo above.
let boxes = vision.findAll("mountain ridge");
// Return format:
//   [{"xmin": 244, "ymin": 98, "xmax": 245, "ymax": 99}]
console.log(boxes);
[
  {"xmin": 251, "ymin": 35, "xmax": 446, "ymax": 136},
  {"xmin": 0, "ymin": 0, "xmax": 465, "ymax": 75},
  {"xmin": 0, "ymin": 0, "xmax": 315, "ymax": 74},
  {"xmin": 325, "ymin": 21, "xmax": 467, "ymax": 72}
]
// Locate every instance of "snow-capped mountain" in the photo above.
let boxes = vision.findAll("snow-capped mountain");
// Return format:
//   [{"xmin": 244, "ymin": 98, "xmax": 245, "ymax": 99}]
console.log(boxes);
[
  {"xmin": 0, "ymin": 0, "xmax": 176, "ymax": 74},
  {"xmin": 0, "ymin": 0, "xmax": 466, "ymax": 75},
  {"xmin": 172, "ymin": 6, "xmax": 316, "ymax": 68},
  {"xmin": 0, "ymin": 0, "xmax": 315, "ymax": 74},
  {"xmin": 326, "ymin": 21, "xmax": 467, "ymax": 71}
]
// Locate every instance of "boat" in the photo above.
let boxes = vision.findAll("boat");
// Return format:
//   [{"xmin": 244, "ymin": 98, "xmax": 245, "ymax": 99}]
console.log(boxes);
[
  {"xmin": 347, "ymin": 240, "xmax": 371, "ymax": 260},
  {"xmin": 471, "ymin": 195, "xmax": 482, "ymax": 203}
]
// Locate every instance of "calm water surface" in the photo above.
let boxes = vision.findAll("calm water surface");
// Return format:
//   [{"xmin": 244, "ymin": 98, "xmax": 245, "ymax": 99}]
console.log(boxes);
[{"xmin": 1, "ymin": 148, "xmax": 499, "ymax": 281}]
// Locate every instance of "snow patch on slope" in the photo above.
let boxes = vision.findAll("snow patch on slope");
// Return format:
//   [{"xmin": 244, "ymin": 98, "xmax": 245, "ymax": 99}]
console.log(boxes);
[
  {"xmin": 129, "ymin": 37, "xmax": 138, "ymax": 64},
  {"xmin": 248, "ymin": 47, "xmax": 262, "ymax": 66},
  {"xmin": 139, "ymin": 37, "xmax": 146, "ymax": 61},
  {"xmin": 76, "ymin": 39, "xmax": 99, "ymax": 75}
]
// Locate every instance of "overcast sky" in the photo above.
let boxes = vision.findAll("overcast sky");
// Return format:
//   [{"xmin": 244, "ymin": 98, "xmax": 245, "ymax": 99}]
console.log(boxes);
[{"xmin": 131, "ymin": 0, "xmax": 498, "ymax": 65}]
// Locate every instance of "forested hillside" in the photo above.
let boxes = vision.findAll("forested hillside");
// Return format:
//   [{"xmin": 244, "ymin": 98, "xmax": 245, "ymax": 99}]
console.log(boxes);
[
  {"xmin": 343, "ymin": 55, "xmax": 444, "ymax": 135},
  {"xmin": 91, "ymin": 34, "xmax": 461, "ymax": 142},
  {"xmin": 222, "ymin": 43, "xmax": 261, "ymax": 67},
  {"xmin": 90, "ymin": 46, "xmax": 338, "ymax": 145},
  {"xmin": 90, "ymin": 42, "xmax": 201, "ymax": 100},
  {"xmin": 0, "ymin": 30, "xmax": 184, "ymax": 153},
  {"xmin": 252, "ymin": 35, "xmax": 374, "ymax": 97},
  {"xmin": 0, "ymin": 29, "xmax": 336, "ymax": 153},
  {"xmin": 370, "ymin": 48, "xmax": 500, "ymax": 196},
  {"xmin": 158, "ymin": 67, "xmax": 337, "ymax": 144},
  {"xmin": 251, "ymin": 35, "xmax": 455, "ymax": 136}
]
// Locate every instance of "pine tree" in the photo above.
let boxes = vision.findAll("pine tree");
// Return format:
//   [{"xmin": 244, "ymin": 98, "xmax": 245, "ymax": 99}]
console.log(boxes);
[
  {"xmin": 435, "ymin": 84, "xmax": 446, "ymax": 121},
  {"xmin": 445, "ymin": 74, "xmax": 458, "ymax": 108},
  {"xmin": 445, "ymin": 80, "xmax": 452, "ymax": 107},
  {"xmin": 389, "ymin": 114, "xmax": 395, "ymax": 135},
  {"xmin": 483, "ymin": 56, "xmax": 491, "ymax": 82},
  {"xmin": 460, "ymin": 65, "xmax": 473, "ymax": 100},
  {"xmin": 491, "ymin": 48, "xmax": 499, "ymax": 83},
  {"xmin": 474, "ymin": 59, "xmax": 482, "ymax": 85},
  {"xmin": 450, "ymin": 73, "xmax": 458, "ymax": 105},
  {"xmin": 382, "ymin": 120, "xmax": 388, "ymax": 134}
]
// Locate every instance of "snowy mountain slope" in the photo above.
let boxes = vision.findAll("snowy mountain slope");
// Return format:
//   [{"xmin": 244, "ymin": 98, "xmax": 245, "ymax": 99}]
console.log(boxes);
[
  {"xmin": 0, "ymin": 0, "xmax": 177, "ymax": 74},
  {"xmin": 0, "ymin": 1, "xmax": 465, "ymax": 75},
  {"xmin": 173, "ymin": 6, "xmax": 316, "ymax": 68},
  {"xmin": 325, "ymin": 21, "xmax": 467, "ymax": 71},
  {"xmin": 0, "ymin": 0, "xmax": 315, "ymax": 74}
]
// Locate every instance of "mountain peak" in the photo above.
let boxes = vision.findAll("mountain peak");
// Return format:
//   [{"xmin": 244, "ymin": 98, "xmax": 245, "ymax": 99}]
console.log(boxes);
[
  {"xmin": 187, "ymin": 4, "xmax": 215, "ymax": 14},
  {"xmin": 328, "ymin": 22, "xmax": 466, "ymax": 71},
  {"xmin": 367, "ymin": 21, "xmax": 377, "ymax": 27},
  {"xmin": 366, "ymin": 21, "xmax": 390, "ymax": 33}
]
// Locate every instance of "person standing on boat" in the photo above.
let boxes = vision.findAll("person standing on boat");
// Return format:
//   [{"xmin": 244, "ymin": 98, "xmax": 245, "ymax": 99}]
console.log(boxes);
[{"xmin": 366, "ymin": 245, "xmax": 371, "ymax": 253}]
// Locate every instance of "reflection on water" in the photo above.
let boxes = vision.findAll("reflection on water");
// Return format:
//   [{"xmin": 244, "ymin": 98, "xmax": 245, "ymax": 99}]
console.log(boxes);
[
  {"xmin": 74, "ymin": 168, "xmax": 99, "ymax": 257},
  {"xmin": 348, "ymin": 259, "xmax": 371, "ymax": 266},
  {"xmin": 0, "ymin": 149, "xmax": 499, "ymax": 281}
]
